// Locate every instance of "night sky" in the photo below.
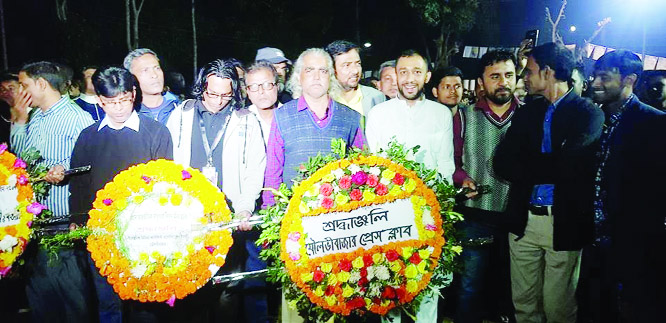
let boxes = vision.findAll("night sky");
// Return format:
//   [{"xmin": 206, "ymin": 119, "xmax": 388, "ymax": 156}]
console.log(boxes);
[{"xmin": 4, "ymin": 0, "xmax": 665, "ymax": 83}]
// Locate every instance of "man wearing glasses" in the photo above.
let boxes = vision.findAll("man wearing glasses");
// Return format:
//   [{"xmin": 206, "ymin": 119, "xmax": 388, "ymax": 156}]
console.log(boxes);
[
  {"xmin": 166, "ymin": 58, "xmax": 265, "ymax": 227},
  {"xmin": 246, "ymin": 60, "xmax": 280, "ymax": 144}
]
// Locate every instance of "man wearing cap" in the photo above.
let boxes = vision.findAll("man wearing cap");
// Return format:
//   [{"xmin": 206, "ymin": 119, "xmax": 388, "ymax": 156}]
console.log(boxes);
[
  {"xmin": 256, "ymin": 47, "xmax": 293, "ymax": 104},
  {"xmin": 325, "ymin": 40, "xmax": 386, "ymax": 116}
]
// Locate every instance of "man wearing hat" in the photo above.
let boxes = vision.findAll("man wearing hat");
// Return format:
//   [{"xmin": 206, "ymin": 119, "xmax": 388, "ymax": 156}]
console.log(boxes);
[{"xmin": 256, "ymin": 47, "xmax": 293, "ymax": 104}]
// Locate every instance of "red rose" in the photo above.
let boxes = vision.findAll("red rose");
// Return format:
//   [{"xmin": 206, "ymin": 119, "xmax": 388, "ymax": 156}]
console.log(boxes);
[
  {"xmin": 320, "ymin": 183, "xmax": 334, "ymax": 196},
  {"xmin": 360, "ymin": 267, "xmax": 368, "ymax": 278},
  {"xmin": 358, "ymin": 277, "xmax": 368, "ymax": 286},
  {"xmin": 339, "ymin": 259, "xmax": 352, "ymax": 272},
  {"xmin": 373, "ymin": 297, "xmax": 381, "ymax": 305},
  {"xmin": 321, "ymin": 197, "xmax": 334, "ymax": 209},
  {"xmin": 385, "ymin": 250, "xmax": 400, "ymax": 262},
  {"xmin": 325, "ymin": 285, "xmax": 335, "ymax": 296},
  {"xmin": 375, "ymin": 183, "xmax": 388, "ymax": 196},
  {"xmin": 347, "ymin": 297, "xmax": 365, "ymax": 309},
  {"xmin": 382, "ymin": 286, "xmax": 396, "ymax": 299},
  {"xmin": 339, "ymin": 175, "xmax": 352, "ymax": 189},
  {"xmin": 350, "ymin": 189, "xmax": 363, "ymax": 201},
  {"xmin": 396, "ymin": 287, "xmax": 406, "ymax": 300},
  {"xmin": 409, "ymin": 252, "xmax": 422, "ymax": 265},
  {"xmin": 313, "ymin": 269, "xmax": 325, "ymax": 283},
  {"xmin": 392, "ymin": 173, "xmax": 405, "ymax": 185},
  {"xmin": 367, "ymin": 174, "xmax": 379, "ymax": 187},
  {"xmin": 363, "ymin": 254, "xmax": 374, "ymax": 267}
]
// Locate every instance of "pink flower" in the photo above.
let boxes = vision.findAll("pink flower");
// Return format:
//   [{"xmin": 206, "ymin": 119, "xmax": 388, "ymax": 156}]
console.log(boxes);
[
  {"xmin": 103, "ymin": 199, "xmax": 113, "ymax": 206},
  {"xmin": 366, "ymin": 174, "xmax": 379, "ymax": 187},
  {"xmin": 17, "ymin": 175, "xmax": 28, "ymax": 185},
  {"xmin": 166, "ymin": 295, "xmax": 176, "ymax": 307},
  {"xmin": 320, "ymin": 183, "xmax": 333, "ymax": 196},
  {"xmin": 205, "ymin": 246, "xmax": 216, "ymax": 254},
  {"xmin": 288, "ymin": 232, "xmax": 301, "ymax": 241},
  {"xmin": 0, "ymin": 143, "xmax": 7, "ymax": 154},
  {"xmin": 13, "ymin": 158, "xmax": 26, "ymax": 169},
  {"xmin": 351, "ymin": 171, "xmax": 368, "ymax": 186},
  {"xmin": 181, "ymin": 170, "xmax": 192, "ymax": 180},
  {"xmin": 290, "ymin": 252, "xmax": 301, "ymax": 261},
  {"xmin": 321, "ymin": 197, "xmax": 334, "ymax": 209},
  {"xmin": 0, "ymin": 266, "xmax": 12, "ymax": 277},
  {"xmin": 26, "ymin": 202, "xmax": 45, "ymax": 215},
  {"xmin": 338, "ymin": 175, "xmax": 352, "ymax": 190},
  {"xmin": 375, "ymin": 183, "xmax": 388, "ymax": 196},
  {"xmin": 141, "ymin": 176, "xmax": 152, "ymax": 184},
  {"xmin": 313, "ymin": 269, "xmax": 325, "ymax": 282},
  {"xmin": 350, "ymin": 189, "xmax": 362, "ymax": 201},
  {"xmin": 425, "ymin": 224, "xmax": 437, "ymax": 231},
  {"xmin": 392, "ymin": 173, "xmax": 405, "ymax": 185}
]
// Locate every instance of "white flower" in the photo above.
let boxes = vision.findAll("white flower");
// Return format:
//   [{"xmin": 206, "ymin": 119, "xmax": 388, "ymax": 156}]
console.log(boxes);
[
  {"xmin": 307, "ymin": 200, "xmax": 319, "ymax": 209},
  {"xmin": 368, "ymin": 283, "xmax": 382, "ymax": 297},
  {"xmin": 348, "ymin": 164, "xmax": 361, "ymax": 174},
  {"xmin": 130, "ymin": 264, "xmax": 148, "ymax": 278},
  {"xmin": 349, "ymin": 271, "xmax": 361, "ymax": 283},
  {"xmin": 422, "ymin": 211, "xmax": 435, "ymax": 226},
  {"xmin": 7, "ymin": 174, "xmax": 17, "ymax": 187},
  {"xmin": 369, "ymin": 167, "xmax": 381, "ymax": 176},
  {"xmin": 367, "ymin": 265, "xmax": 376, "ymax": 280},
  {"xmin": 375, "ymin": 265, "xmax": 391, "ymax": 281},
  {"xmin": 332, "ymin": 168, "xmax": 345, "ymax": 179},
  {"xmin": 285, "ymin": 240, "xmax": 300, "ymax": 254},
  {"xmin": 0, "ymin": 235, "xmax": 18, "ymax": 252},
  {"xmin": 380, "ymin": 178, "xmax": 391, "ymax": 186}
]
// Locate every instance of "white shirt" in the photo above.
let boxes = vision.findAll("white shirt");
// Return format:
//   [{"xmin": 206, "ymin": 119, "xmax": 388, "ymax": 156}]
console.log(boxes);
[
  {"xmin": 366, "ymin": 96, "xmax": 455, "ymax": 184},
  {"xmin": 98, "ymin": 111, "xmax": 140, "ymax": 131},
  {"xmin": 248, "ymin": 103, "xmax": 280, "ymax": 146}
]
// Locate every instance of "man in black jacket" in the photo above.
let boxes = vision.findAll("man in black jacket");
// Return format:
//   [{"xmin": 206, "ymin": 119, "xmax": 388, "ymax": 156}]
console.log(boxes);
[
  {"xmin": 494, "ymin": 42, "xmax": 604, "ymax": 323},
  {"xmin": 590, "ymin": 50, "xmax": 665, "ymax": 322}
]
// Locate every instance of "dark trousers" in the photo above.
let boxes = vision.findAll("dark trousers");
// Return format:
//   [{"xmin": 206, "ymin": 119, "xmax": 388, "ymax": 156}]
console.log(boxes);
[
  {"xmin": 453, "ymin": 206, "xmax": 513, "ymax": 323},
  {"xmin": 25, "ymin": 245, "xmax": 91, "ymax": 323},
  {"xmin": 87, "ymin": 253, "xmax": 122, "ymax": 323}
]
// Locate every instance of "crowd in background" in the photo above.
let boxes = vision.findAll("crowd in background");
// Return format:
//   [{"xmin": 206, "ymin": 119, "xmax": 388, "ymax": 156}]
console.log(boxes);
[{"xmin": 0, "ymin": 38, "xmax": 665, "ymax": 323}]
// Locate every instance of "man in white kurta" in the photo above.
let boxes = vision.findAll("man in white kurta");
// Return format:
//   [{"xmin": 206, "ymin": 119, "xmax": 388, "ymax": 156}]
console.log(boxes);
[{"xmin": 366, "ymin": 50, "xmax": 454, "ymax": 323}]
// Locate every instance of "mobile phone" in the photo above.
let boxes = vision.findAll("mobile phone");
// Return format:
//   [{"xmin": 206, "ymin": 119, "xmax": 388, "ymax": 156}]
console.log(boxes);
[{"xmin": 525, "ymin": 30, "xmax": 539, "ymax": 49}]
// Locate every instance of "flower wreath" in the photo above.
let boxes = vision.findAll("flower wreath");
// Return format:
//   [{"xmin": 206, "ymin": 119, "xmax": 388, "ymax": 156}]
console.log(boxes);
[
  {"xmin": 87, "ymin": 159, "xmax": 233, "ymax": 304},
  {"xmin": 0, "ymin": 143, "xmax": 45, "ymax": 277},
  {"xmin": 259, "ymin": 140, "xmax": 462, "ymax": 321}
]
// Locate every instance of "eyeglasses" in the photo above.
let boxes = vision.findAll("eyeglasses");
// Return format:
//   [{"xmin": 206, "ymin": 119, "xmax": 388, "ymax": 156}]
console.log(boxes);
[
  {"xmin": 204, "ymin": 90, "xmax": 233, "ymax": 101},
  {"xmin": 246, "ymin": 82, "xmax": 276, "ymax": 92},
  {"xmin": 99, "ymin": 95, "xmax": 134, "ymax": 107}
]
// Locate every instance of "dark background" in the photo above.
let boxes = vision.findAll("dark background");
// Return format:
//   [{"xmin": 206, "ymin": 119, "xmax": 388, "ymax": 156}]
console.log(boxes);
[{"xmin": 4, "ymin": 0, "xmax": 665, "ymax": 82}]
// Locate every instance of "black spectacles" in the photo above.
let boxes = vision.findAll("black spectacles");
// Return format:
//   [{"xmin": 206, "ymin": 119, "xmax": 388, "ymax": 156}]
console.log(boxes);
[{"xmin": 246, "ymin": 82, "xmax": 276, "ymax": 92}]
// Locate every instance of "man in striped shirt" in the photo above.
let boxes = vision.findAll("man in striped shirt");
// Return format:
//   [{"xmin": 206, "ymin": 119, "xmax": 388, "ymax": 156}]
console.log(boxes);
[{"xmin": 11, "ymin": 61, "xmax": 94, "ymax": 322}]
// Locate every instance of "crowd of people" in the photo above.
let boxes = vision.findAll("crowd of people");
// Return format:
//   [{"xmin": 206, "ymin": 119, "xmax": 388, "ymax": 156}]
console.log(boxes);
[{"xmin": 0, "ymin": 38, "xmax": 664, "ymax": 323}]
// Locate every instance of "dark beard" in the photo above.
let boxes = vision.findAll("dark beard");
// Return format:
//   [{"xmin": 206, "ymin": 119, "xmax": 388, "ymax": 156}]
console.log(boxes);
[
  {"xmin": 398, "ymin": 87, "xmax": 423, "ymax": 100},
  {"xmin": 486, "ymin": 89, "xmax": 513, "ymax": 105}
]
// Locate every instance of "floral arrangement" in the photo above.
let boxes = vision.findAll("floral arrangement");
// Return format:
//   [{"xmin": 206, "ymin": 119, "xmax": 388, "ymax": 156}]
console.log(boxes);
[
  {"xmin": 86, "ymin": 159, "xmax": 233, "ymax": 304},
  {"xmin": 0, "ymin": 143, "xmax": 47, "ymax": 277},
  {"xmin": 259, "ymin": 140, "xmax": 462, "ymax": 322}
]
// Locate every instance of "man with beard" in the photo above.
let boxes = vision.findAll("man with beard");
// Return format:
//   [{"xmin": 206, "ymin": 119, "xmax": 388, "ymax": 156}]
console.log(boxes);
[
  {"xmin": 494, "ymin": 43, "xmax": 603, "ymax": 323},
  {"xmin": 366, "ymin": 50, "xmax": 454, "ymax": 323},
  {"xmin": 449, "ymin": 51, "xmax": 520, "ymax": 323},
  {"xmin": 589, "ymin": 50, "xmax": 664, "ymax": 322},
  {"xmin": 326, "ymin": 40, "xmax": 385, "ymax": 116}
]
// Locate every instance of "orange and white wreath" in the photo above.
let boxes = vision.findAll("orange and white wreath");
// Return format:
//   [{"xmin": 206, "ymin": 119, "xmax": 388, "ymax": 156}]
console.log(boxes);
[
  {"xmin": 0, "ymin": 143, "xmax": 40, "ymax": 277},
  {"xmin": 87, "ymin": 159, "xmax": 233, "ymax": 304}
]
